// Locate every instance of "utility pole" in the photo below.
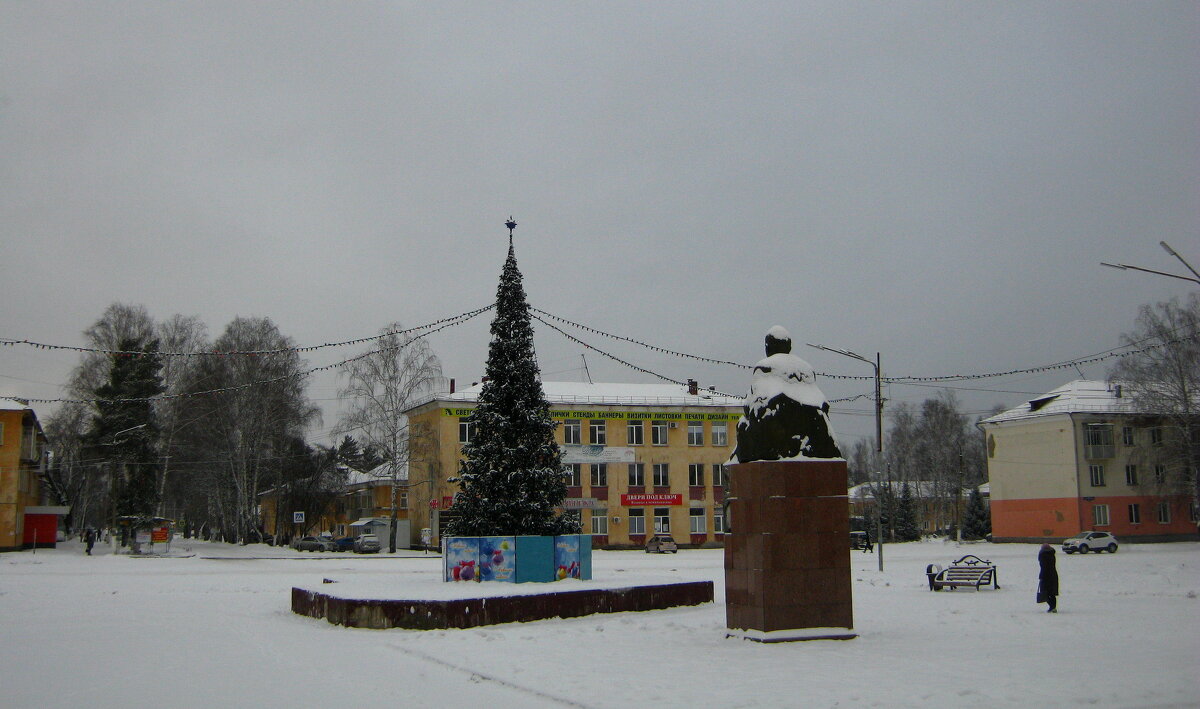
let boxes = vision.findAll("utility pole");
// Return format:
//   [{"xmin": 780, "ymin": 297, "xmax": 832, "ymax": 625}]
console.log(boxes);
[
  {"xmin": 807, "ymin": 343, "xmax": 885, "ymax": 571},
  {"xmin": 956, "ymin": 453, "xmax": 964, "ymax": 544}
]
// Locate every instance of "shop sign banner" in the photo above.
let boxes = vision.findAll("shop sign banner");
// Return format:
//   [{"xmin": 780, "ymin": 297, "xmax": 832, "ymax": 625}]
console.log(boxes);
[
  {"xmin": 443, "ymin": 407, "xmax": 740, "ymax": 422},
  {"xmin": 563, "ymin": 498, "xmax": 599, "ymax": 509},
  {"xmin": 620, "ymin": 493, "xmax": 683, "ymax": 506},
  {"xmin": 561, "ymin": 445, "xmax": 635, "ymax": 464}
]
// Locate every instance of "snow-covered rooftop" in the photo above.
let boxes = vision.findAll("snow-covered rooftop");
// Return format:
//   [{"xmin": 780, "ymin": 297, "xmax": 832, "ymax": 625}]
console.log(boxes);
[
  {"xmin": 979, "ymin": 380, "xmax": 1140, "ymax": 425},
  {"xmin": 431, "ymin": 381, "xmax": 743, "ymax": 408},
  {"xmin": 348, "ymin": 462, "xmax": 408, "ymax": 485},
  {"xmin": 0, "ymin": 397, "xmax": 31, "ymax": 412}
]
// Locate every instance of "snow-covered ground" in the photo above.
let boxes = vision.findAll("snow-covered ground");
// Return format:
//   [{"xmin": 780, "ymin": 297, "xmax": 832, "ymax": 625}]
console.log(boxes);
[{"xmin": 2, "ymin": 538, "xmax": 1196, "ymax": 708}]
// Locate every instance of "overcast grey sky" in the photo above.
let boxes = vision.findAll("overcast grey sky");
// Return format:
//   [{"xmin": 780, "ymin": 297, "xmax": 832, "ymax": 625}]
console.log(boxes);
[{"xmin": 2, "ymin": 2, "xmax": 1197, "ymax": 448}]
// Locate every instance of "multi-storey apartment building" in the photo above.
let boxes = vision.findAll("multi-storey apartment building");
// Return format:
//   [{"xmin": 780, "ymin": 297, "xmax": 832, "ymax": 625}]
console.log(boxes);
[
  {"xmin": 978, "ymin": 380, "xmax": 1197, "ymax": 543},
  {"xmin": 1, "ymin": 398, "xmax": 59, "ymax": 552},
  {"xmin": 403, "ymin": 381, "xmax": 743, "ymax": 549}
]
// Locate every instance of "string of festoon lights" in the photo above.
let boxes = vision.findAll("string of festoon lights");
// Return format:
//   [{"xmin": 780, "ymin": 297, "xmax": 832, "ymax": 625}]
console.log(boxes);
[
  {"xmin": 3, "ymin": 302, "xmax": 1194, "ymax": 405},
  {"xmin": 1, "ymin": 306, "xmax": 493, "ymax": 405},
  {"xmin": 531, "ymin": 314, "xmax": 870, "ymax": 404},
  {"xmin": 0, "ymin": 304, "xmax": 495, "ymax": 358},
  {"xmin": 530, "ymin": 306, "xmax": 1197, "ymax": 384}
]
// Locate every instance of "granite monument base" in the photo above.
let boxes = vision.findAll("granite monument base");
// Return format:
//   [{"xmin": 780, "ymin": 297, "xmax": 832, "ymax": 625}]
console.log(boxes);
[{"xmin": 724, "ymin": 459, "xmax": 856, "ymax": 642}]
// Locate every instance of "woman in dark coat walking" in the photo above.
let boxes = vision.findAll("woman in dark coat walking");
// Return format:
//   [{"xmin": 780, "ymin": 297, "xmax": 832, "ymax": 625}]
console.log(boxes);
[{"xmin": 1038, "ymin": 543, "xmax": 1059, "ymax": 613}]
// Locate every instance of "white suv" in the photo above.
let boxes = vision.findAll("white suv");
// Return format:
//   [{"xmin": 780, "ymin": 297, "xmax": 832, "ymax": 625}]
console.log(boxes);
[{"xmin": 1062, "ymin": 531, "xmax": 1118, "ymax": 554}]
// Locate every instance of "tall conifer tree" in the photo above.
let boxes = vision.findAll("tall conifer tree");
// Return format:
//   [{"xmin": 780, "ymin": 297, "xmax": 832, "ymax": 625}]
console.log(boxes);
[
  {"xmin": 447, "ymin": 222, "xmax": 579, "ymax": 536},
  {"xmin": 89, "ymin": 338, "xmax": 164, "ymax": 519}
]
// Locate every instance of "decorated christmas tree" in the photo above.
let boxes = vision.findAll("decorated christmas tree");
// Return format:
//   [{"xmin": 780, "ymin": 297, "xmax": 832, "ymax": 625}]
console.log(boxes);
[{"xmin": 446, "ymin": 220, "xmax": 580, "ymax": 537}]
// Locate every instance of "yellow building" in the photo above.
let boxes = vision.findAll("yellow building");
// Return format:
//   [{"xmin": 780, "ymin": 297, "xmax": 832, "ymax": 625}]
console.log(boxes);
[
  {"xmin": 258, "ymin": 463, "xmax": 413, "ymax": 546},
  {"xmin": 403, "ymin": 381, "xmax": 744, "ymax": 549},
  {"xmin": 1, "ymin": 398, "xmax": 57, "ymax": 552}
]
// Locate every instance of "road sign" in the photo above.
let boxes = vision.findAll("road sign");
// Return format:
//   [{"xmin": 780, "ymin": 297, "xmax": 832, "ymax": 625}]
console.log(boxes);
[
  {"xmin": 429, "ymin": 499, "xmax": 439, "ymax": 509},
  {"xmin": 293, "ymin": 511, "xmax": 305, "ymax": 523}
]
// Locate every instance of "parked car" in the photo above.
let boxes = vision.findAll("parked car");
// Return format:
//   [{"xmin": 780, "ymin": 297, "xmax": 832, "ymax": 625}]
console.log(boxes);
[
  {"xmin": 293, "ymin": 536, "xmax": 337, "ymax": 552},
  {"xmin": 645, "ymin": 534, "xmax": 678, "ymax": 553},
  {"xmin": 331, "ymin": 537, "xmax": 356, "ymax": 552},
  {"xmin": 1062, "ymin": 531, "xmax": 1119, "ymax": 554},
  {"xmin": 353, "ymin": 534, "xmax": 382, "ymax": 554}
]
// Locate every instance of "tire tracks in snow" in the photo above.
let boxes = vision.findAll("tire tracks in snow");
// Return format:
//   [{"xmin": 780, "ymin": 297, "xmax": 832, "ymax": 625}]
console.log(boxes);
[{"xmin": 387, "ymin": 644, "xmax": 598, "ymax": 709}]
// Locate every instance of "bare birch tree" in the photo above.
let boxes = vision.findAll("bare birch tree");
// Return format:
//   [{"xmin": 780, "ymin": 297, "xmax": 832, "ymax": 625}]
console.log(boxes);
[
  {"xmin": 335, "ymin": 324, "xmax": 442, "ymax": 552},
  {"xmin": 1109, "ymin": 293, "xmax": 1200, "ymax": 512},
  {"xmin": 176, "ymin": 317, "xmax": 319, "ymax": 542}
]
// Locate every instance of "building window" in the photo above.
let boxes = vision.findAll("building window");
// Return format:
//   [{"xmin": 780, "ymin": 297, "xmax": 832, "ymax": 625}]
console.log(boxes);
[
  {"xmin": 1190, "ymin": 502, "xmax": 1198, "ymax": 523},
  {"xmin": 590, "ymin": 463, "xmax": 607, "ymax": 487},
  {"xmin": 1154, "ymin": 464, "xmax": 1167, "ymax": 483},
  {"xmin": 564, "ymin": 464, "xmax": 582, "ymax": 487},
  {"xmin": 458, "ymin": 418, "xmax": 474, "ymax": 444},
  {"xmin": 399, "ymin": 492, "xmax": 408, "ymax": 509},
  {"xmin": 687, "ymin": 421, "xmax": 704, "ymax": 446},
  {"xmin": 712, "ymin": 464, "xmax": 726, "ymax": 487},
  {"xmin": 713, "ymin": 507, "xmax": 725, "ymax": 533},
  {"xmin": 653, "ymin": 508, "xmax": 671, "ymax": 533},
  {"xmin": 1093, "ymin": 504, "xmax": 1110, "ymax": 526},
  {"xmin": 628, "ymin": 508, "xmax": 645, "ymax": 535},
  {"xmin": 1150, "ymin": 427, "xmax": 1163, "ymax": 446},
  {"xmin": 688, "ymin": 463, "xmax": 705, "ymax": 487},
  {"xmin": 711, "ymin": 422, "xmax": 728, "ymax": 447},
  {"xmin": 627, "ymin": 420, "xmax": 644, "ymax": 446},
  {"xmin": 563, "ymin": 419, "xmax": 582, "ymax": 445},
  {"xmin": 1121, "ymin": 426, "xmax": 1135, "ymax": 446},
  {"xmin": 589, "ymin": 420, "xmax": 606, "ymax": 445},
  {"xmin": 653, "ymin": 463, "xmax": 670, "ymax": 487},
  {"xmin": 1128, "ymin": 504, "xmax": 1140, "ymax": 524},
  {"xmin": 1084, "ymin": 423, "xmax": 1114, "ymax": 459},
  {"xmin": 1157, "ymin": 502, "xmax": 1171, "ymax": 524},
  {"xmin": 590, "ymin": 509, "xmax": 608, "ymax": 535},
  {"xmin": 628, "ymin": 462, "xmax": 645, "ymax": 487},
  {"xmin": 689, "ymin": 508, "xmax": 706, "ymax": 534},
  {"xmin": 1089, "ymin": 464, "xmax": 1105, "ymax": 487},
  {"xmin": 651, "ymin": 420, "xmax": 669, "ymax": 446},
  {"xmin": 1125, "ymin": 465, "xmax": 1138, "ymax": 486}
]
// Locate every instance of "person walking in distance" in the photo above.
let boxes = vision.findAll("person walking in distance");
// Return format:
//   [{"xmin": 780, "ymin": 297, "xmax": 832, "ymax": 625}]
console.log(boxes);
[
  {"xmin": 1038, "ymin": 543, "xmax": 1059, "ymax": 613},
  {"xmin": 84, "ymin": 528, "xmax": 96, "ymax": 556}
]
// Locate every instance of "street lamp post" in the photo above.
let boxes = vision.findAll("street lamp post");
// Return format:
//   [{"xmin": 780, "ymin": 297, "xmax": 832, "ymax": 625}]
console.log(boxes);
[
  {"xmin": 807, "ymin": 343, "xmax": 884, "ymax": 572},
  {"xmin": 1101, "ymin": 241, "xmax": 1200, "ymax": 286}
]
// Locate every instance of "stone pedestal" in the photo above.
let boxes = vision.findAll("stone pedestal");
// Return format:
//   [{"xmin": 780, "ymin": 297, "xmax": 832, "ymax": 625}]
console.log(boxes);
[{"xmin": 724, "ymin": 460, "xmax": 855, "ymax": 642}]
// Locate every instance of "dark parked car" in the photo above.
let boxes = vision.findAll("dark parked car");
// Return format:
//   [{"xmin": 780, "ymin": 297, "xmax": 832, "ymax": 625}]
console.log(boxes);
[
  {"xmin": 331, "ymin": 537, "xmax": 356, "ymax": 552},
  {"xmin": 645, "ymin": 534, "xmax": 678, "ymax": 553},
  {"xmin": 1062, "ymin": 531, "xmax": 1118, "ymax": 554},
  {"xmin": 293, "ymin": 536, "xmax": 336, "ymax": 552}
]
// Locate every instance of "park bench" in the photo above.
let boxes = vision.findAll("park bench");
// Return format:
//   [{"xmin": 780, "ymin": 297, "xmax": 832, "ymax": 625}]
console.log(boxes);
[{"xmin": 925, "ymin": 554, "xmax": 999, "ymax": 591}]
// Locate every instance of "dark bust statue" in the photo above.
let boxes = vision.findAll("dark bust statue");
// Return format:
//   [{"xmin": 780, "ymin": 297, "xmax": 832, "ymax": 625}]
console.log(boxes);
[{"xmin": 731, "ymin": 326, "xmax": 842, "ymax": 463}]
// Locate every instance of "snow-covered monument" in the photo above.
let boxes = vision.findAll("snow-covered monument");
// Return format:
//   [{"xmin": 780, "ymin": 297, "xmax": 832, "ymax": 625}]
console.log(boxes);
[{"xmin": 724, "ymin": 326, "xmax": 855, "ymax": 641}]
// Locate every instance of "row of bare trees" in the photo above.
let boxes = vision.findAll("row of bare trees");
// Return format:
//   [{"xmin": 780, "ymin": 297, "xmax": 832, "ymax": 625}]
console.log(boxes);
[
  {"xmin": 42, "ymin": 303, "xmax": 444, "ymax": 545},
  {"xmin": 845, "ymin": 389, "xmax": 992, "ymax": 539},
  {"xmin": 43, "ymin": 304, "xmax": 320, "ymax": 541}
]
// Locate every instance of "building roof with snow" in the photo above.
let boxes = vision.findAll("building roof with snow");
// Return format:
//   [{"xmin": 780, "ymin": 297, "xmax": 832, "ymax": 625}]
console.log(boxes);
[
  {"xmin": 1, "ymin": 397, "xmax": 32, "ymax": 411},
  {"xmin": 430, "ymin": 381, "xmax": 743, "ymax": 408},
  {"xmin": 978, "ymin": 380, "xmax": 1142, "ymax": 425}
]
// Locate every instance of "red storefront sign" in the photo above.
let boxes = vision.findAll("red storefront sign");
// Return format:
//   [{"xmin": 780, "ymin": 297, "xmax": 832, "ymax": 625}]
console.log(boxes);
[
  {"xmin": 442, "ymin": 496, "xmax": 454, "ymax": 509},
  {"xmin": 151, "ymin": 526, "xmax": 170, "ymax": 543},
  {"xmin": 620, "ymin": 493, "xmax": 683, "ymax": 506}
]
